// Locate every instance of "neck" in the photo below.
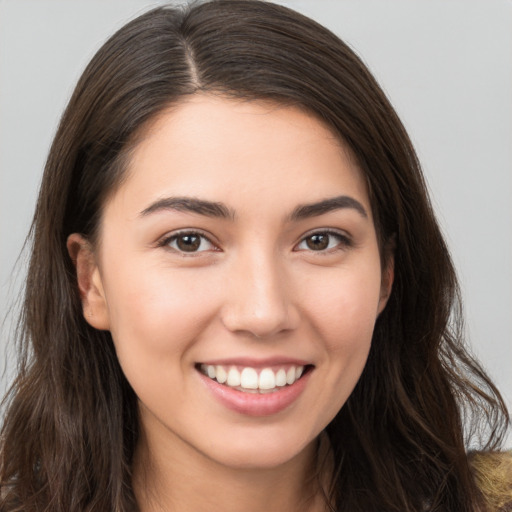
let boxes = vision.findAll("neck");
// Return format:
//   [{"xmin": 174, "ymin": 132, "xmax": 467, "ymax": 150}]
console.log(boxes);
[{"xmin": 132, "ymin": 423, "xmax": 328, "ymax": 512}]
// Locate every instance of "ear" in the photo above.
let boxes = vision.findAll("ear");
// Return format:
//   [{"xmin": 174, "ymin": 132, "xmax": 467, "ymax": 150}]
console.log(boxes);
[
  {"xmin": 67, "ymin": 233, "xmax": 110, "ymax": 330},
  {"xmin": 377, "ymin": 239, "xmax": 395, "ymax": 315}
]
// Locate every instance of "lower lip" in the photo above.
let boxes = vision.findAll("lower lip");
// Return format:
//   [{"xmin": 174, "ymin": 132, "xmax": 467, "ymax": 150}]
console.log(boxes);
[{"xmin": 198, "ymin": 370, "xmax": 311, "ymax": 417}]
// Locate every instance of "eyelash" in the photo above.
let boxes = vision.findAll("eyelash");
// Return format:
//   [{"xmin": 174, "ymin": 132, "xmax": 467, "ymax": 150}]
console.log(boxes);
[
  {"xmin": 158, "ymin": 229, "xmax": 352, "ymax": 255},
  {"xmin": 294, "ymin": 230, "xmax": 352, "ymax": 253},
  {"xmin": 158, "ymin": 230, "xmax": 218, "ymax": 255}
]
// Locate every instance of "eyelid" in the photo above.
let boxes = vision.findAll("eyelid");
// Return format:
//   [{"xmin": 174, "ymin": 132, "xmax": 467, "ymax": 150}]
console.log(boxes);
[
  {"xmin": 158, "ymin": 229, "xmax": 220, "ymax": 254},
  {"xmin": 156, "ymin": 227, "xmax": 352, "ymax": 254},
  {"xmin": 294, "ymin": 228, "xmax": 352, "ymax": 252}
]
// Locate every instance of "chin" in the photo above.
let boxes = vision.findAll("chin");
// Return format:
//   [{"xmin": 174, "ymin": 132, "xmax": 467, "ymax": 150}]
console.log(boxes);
[{"xmin": 201, "ymin": 425, "xmax": 318, "ymax": 471}]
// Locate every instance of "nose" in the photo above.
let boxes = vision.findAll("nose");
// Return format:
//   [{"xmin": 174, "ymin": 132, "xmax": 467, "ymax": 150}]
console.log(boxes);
[{"xmin": 220, "ymin": 250, "xmax": 300, "ymax": 339}]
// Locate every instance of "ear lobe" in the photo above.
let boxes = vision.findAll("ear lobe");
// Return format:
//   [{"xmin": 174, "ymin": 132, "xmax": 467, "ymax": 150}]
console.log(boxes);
[{"xmin": 67, "ymin": 233, "xmax": 110, "ymax": 330}]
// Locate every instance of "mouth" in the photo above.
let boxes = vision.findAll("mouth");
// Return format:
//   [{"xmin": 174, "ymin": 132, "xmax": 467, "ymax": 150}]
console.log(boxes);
[{"xmin": 196, "ymin": 363, "xmax": 313, "ymax": 394}]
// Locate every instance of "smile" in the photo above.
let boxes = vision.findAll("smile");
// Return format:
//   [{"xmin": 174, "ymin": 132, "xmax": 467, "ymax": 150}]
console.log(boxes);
[
  {"xmin": 197, "ymin": 361, "xmax": 313, "ymax": 416},
  {"xmin": 199, "ymin": 364, "xmax": 304, "ymax": 393},
  {"xmin": 197, "ymin": 363, "xmax": 308, "ymax": 394}
]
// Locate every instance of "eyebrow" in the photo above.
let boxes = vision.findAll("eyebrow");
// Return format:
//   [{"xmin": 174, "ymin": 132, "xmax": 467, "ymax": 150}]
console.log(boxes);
[
  {"xmin": 139, "ymin": 194, "xmax": 367, "ymax": 222},
  {"xmin": 140, "ymin": 197, "xmax": 235, "ymax": 220},
  {"xmin": 288, "ymin": 195, "xmax": 368, "ymax": 221}
]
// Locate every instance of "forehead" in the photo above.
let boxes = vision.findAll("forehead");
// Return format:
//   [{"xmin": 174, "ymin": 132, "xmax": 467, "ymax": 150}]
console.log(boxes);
[{"xmin": 108, "ymin": 94, "xmax": 370, "ymax": 219}]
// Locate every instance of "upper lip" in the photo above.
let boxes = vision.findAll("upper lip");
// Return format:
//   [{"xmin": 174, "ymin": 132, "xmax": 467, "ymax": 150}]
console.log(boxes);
[{"xmin": 197, "ymin": 357, "xmax": 312, "ymax": 368}]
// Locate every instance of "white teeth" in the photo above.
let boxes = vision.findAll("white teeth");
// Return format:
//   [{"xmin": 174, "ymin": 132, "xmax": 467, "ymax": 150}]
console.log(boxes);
[
  {"xmin": 200, "ymin": 364, "xmax": 306, "ymax": 392},
  {"xmin": 227, "ymin": 367, "xmax": 241, "ymax": 387},
  {"xmin": 216, "ymin": 365, "xmax": 227, "ymax": 384},
  {"xmin": 240, "ymin": 367, "xmax": 258, "ymax": 389},
  {"xmin": 258, "ymin": 368, "xmax": 276, "ymax": 390},
  {"xmin": 275, "ymin": 368, "xmax": 287, "ymax": 387},
  {"xmin": 207, "ymin": 365, "xmax": 216, "ymax": 379}
]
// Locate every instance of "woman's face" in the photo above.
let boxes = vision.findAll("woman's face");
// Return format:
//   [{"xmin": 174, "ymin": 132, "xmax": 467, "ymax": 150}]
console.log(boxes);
[{"xmin": 72, "ymin": 95, "xmax": 392, "ymax": 471}]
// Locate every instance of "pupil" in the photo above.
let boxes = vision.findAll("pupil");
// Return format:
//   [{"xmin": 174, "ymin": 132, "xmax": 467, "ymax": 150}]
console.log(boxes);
[
  {"xmin": 307, "ymin": 234, "xmax": 328, "ymax": 250},
  {"xmin": 177, "ymin": 235, "xmax": 200, "ymax": 252}
]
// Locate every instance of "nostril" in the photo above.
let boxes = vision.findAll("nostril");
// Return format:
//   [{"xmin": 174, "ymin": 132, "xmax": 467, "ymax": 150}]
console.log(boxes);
[{"xmin": 220, "ymin": 303, "xmax": 300, "ymax": 339}]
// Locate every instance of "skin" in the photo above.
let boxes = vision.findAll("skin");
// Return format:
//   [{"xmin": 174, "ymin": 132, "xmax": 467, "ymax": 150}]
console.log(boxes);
[{"xmin": 68, "ymin": 95, "xmax": 393, "ymax": 512}]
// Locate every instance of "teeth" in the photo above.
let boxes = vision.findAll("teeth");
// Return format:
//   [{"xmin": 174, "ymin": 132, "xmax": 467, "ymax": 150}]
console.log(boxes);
[
  {"xmin": 258, "ymin": 368, "xmax": 276, "ymax": 390},
  {"xmin": 216, "ymin": 365, "xmax": 227, "ymax": 384},
  {"xmin": 240, "ymin": 367, "xmax": 258, "ymax": 389},
  {"xmin": 275, "ymin": 368, "xmax": 287, "ymax": 387},
  {"xmin": 200, "ymin": 364, "xmax": 306, "ymax": 392},
  {"xmin": 227, "ymin": 367, "xmax": 241, "ymax": 387}
]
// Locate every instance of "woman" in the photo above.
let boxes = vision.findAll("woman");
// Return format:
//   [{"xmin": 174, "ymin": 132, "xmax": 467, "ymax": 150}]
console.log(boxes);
[{"xmin": 1, "ymin": 1, "xmax": 510, "ymax": 510}]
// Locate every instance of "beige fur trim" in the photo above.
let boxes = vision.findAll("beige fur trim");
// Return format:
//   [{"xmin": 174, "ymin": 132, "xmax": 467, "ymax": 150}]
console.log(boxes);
[{"xmin": 470, "ymin": 451, "xmax": 512, "ymax": 511}]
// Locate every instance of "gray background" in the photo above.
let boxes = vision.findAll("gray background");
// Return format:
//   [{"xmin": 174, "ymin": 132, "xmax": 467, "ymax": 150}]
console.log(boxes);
[{"xmin": 1, "ymin": 0, "xmax": 511, "ymax": 445}]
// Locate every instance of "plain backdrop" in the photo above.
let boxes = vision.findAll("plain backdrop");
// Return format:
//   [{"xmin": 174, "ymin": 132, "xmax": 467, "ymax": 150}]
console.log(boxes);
[{"xmin": 1, "ymin": 0, "xmax": 511, "ymax": 445}]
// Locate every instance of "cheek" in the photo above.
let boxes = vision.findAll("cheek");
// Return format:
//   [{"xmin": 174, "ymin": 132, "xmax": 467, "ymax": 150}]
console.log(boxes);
[
  {"xmin": 102, "ymin": 265, "xmax": 220, "ymax": 372},
  {"xmin": 301, "ymin": 260, "xmax": 382, "ymax": 413},
  {"xmin": 101, "ymin": 267, "xmax": 225, "ymax": 417},
  {"xmin": 306, "ymin": 262, "xmax": 383, "ymax": 348}
]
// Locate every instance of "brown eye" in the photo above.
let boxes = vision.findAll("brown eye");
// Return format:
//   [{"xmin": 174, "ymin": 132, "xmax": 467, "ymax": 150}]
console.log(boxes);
[
  {"xmin": 176, "ymin": 234, "xmax": 201, "ymax": 252},
  {"xmin": 296, "ymin": 231, "xmax": 350, "ymax": 252},
  {"xmin": 165, "ymin": 232, "xmax": 215, "ymax": 253},
  {"xmin": 306, "ymin": 234, "xmax": 329, "ymax": 251}
]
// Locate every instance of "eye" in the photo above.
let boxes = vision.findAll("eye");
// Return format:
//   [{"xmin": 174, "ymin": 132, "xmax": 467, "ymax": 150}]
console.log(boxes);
[
  {"xmin": 163, "ymin": 231, "xmax": 216, "ymax": 253},
  {"xmin": 295, "ymin": 231, "xmax": 350, "ymax": 252}
]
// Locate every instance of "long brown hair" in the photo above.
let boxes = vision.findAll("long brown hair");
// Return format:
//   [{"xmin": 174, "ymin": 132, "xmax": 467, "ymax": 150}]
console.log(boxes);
[{"xmin": 1, "ymin": 1, "xmax": 509, "ymax": 511}]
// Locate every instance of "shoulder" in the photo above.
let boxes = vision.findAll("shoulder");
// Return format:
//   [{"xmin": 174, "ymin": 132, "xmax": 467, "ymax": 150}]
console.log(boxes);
[{"xmin": 469, "ymin": 450, "xmax": 512, "ymax": 512}]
